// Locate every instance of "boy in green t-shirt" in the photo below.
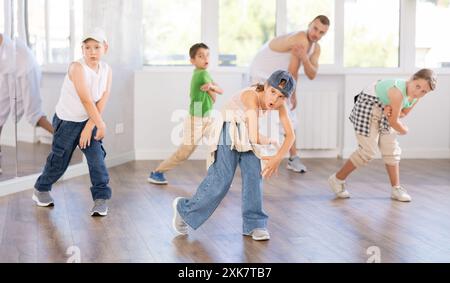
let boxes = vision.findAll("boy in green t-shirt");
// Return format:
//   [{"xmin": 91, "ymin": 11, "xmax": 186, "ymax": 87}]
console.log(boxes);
[{"xmin": 148, "ymin": 43, "xmax": 223, "ymax": 185}]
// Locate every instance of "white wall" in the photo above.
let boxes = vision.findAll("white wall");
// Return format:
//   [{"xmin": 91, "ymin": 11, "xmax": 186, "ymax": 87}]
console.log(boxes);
[
  {"xmin": 134, "ymin": 69, "xmax": 246, "ymax": 160},
  {"xmin": 135, "ymin": 70, "xmax": 450, "ymax": 160}
]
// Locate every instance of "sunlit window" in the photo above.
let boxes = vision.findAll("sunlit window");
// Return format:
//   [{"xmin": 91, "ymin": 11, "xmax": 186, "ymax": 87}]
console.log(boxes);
[
  {"xmin": 0, "ymin": 0, "xmax": 5, "ymax": 33},
  {"xmin": 27, "ymin": 0, "xmax": 75, "ymax": 64},
  {"xmin": 142, "ymin": 0, "xmax": 201, "ymax": 65},
  {"xmin": 416, "ymin": 0, "xmax": 450, "ymax": 68},
  {"xmin": 286, "ymin": 0, "xmax": 334, "ymax": 65},
  {"xmin": 219, "ymin": 0, "xmax": 276, "ymax": 67},
  {"xmin": 344, "ymin": 0, "xmax": 400, "ymax": 68}
]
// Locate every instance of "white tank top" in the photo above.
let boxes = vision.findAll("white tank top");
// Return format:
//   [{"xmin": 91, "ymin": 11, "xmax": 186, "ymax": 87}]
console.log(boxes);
[
  {"xmin": 56, "ymin": 59, "xmax": 110, "ymax": 122},
  {"xmin": 249, "ymin": 31, "xmax": 316, "ymax": 83}
]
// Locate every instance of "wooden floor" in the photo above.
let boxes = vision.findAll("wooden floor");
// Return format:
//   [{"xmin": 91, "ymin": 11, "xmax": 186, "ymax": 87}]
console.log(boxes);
[
  {"xmin": 0, "ymin": 142, "xmax": 83, "ymax": 182},
  {"xmin": 0, "ymin": 158, "xmax": 449, "ymax": 263}
]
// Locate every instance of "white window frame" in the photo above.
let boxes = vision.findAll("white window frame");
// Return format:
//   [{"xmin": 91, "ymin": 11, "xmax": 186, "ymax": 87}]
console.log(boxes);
[
  {"xmin": 3, "ymin": 0, "xmax": 13, "ymax": 37},
  {"xmin": 25, "ymin": 0, "xmax": 80, "ymax": 73},
  {"xmin": 144, "ymin": 0, "xmax": 450, "ymax": 74}
]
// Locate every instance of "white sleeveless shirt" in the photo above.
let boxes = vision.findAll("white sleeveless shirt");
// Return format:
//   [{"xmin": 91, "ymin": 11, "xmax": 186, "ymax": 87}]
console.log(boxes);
[
  {"xmin": 55, "ymin": 59, "xmax": 110, "ymax": 122},
  {"xmin": 249, "ymin": 31, "xmax": 316, "ymax": 83}
]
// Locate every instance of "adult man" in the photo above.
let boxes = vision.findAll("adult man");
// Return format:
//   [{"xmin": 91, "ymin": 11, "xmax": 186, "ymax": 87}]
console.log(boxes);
[{"xmin": 249, "ymin": 15, "xmax": 330, "ymax": 173}]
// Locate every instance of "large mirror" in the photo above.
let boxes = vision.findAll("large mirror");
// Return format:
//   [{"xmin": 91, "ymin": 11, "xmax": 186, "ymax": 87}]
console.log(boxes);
[
  {"xmin": 0, "ymin": 0, "xmax": 83, "ymax": 184},
  {"xmin": 16, "ymin": 0, "xmax": 83, "ymax": 177},
  {"xmin": 0, "ymin": 0, "xmax": 17, "ymax": 182}
]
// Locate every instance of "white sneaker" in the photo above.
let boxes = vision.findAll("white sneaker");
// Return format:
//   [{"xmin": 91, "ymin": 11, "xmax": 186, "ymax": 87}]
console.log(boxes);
[
  {"xmin": 328, "ymin": 174, "xmax": 350, "ymax": 199},
  {"xmin": 172, "ymin": 197, "xmax": 188, "ymax": 235},
  {"xmin": 391, "ymin": 186, "xmax": 411, "ymax": 202},
  {"xmin": 245, "ymin": 228, "xmax": 270, "ymax": 241}
]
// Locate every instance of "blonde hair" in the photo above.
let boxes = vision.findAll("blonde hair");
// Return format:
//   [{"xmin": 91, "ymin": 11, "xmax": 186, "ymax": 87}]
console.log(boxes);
[{"xmin": 412, "ymin": 68, "xmax": 437, "ymax": 91}]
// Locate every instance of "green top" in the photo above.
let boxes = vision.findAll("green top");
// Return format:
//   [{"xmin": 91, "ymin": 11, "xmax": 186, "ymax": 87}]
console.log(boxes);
[
  {"xmin": 375, "ymin": 79, "xmax": 417, "ymax": 109},
  {"xmin": 189, "ymin": 68, "xmax": 213, "ymax": 117}
]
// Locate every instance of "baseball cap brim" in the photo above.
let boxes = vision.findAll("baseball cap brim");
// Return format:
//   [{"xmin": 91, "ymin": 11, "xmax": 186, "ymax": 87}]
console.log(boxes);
[{"xmin": 82, "ymin": 28, "xmax": 107, "ymax": 44}]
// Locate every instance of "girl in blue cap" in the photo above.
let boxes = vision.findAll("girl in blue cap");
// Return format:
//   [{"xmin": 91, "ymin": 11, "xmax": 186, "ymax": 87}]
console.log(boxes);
[{"xmin": 171, "ymin": 70, "xmax": 296, "ymax": 241}]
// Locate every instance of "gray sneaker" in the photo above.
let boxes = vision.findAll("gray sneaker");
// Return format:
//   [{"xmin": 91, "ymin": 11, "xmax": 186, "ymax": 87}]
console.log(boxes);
[
  {"xmin": 287, "ymin": 156, "xmax": 307, "ymax": 173},
  {"xmin": 91, "ymin": 199, "xmax": 108, "ymax": 216},
  {"xmin": 32, "ymin": 189, "xmax": 54, "ymax": 207},
  {"xmin": 172, "ymin": 197, "xmax": 188, "ymax": 235}
]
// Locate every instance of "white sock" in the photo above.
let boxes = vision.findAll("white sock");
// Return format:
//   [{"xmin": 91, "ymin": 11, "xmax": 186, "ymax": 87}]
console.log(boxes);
[{"xmin": 334, "ymin": 174, "xmax": 345, "ymax": 184}]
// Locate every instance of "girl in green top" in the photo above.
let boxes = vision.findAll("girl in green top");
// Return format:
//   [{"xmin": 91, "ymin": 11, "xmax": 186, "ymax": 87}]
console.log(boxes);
[{"xmin": 329, "ymin": 69, "xmax": 437, "ymax": 202}]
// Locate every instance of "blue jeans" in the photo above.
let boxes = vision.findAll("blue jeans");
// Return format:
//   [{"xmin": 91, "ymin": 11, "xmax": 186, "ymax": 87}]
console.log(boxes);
[
  {"xmin": 177, "ymin": 123, "xmax": 268, "ymax": 234},
  {"xmin": 34, "ymin": 114, "xmax": 112, "ymax": 200}
]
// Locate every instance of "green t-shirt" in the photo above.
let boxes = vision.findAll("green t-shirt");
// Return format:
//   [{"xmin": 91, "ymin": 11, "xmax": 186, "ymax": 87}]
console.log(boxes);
[
  {"xmin": 375, "ymin": 79, "xmax": 416, "ymax": 109},
  {"xmin": 189, "ymin": 69, "xmax": 213, "ymax": 117}
]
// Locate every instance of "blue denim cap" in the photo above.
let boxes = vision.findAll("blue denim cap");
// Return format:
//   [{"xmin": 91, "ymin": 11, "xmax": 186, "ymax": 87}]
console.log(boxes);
[{"xmin": 267, "ymin": 70, "xmax": 296, "ymax": 98}]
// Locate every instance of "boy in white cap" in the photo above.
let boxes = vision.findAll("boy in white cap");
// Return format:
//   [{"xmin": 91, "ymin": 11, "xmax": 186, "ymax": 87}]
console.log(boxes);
[{"xmin": 33, "ymin": 28, "xmax": 113, "ymax": 216}]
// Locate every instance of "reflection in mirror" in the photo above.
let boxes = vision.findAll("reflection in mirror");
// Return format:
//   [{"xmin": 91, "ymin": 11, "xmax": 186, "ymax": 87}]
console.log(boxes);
[
  {"xmin": 0, "ymin": 32, "xmax": 18, "ymax": 181},
  {"xmin": 14, "ymin": 36, "xmax": 55, "ymax": 177},
  {"xmin": 15, "ymin": 0, "xmax": 82, "ymax": 178}
]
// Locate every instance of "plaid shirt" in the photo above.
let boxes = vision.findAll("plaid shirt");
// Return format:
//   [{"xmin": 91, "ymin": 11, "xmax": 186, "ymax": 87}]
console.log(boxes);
[{"xmin": 349, "ymin": 92, "xmax": 390, "ymax": 137}]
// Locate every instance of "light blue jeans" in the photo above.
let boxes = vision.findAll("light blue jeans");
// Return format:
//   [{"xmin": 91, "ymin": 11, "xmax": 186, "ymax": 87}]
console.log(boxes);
[{"xmin": 177, "ymin": 123, "xmax": 268, "ymax": 234}]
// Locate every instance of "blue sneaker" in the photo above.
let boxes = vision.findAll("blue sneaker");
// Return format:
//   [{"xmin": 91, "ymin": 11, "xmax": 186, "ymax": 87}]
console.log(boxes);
[{"xmin": 148, "ymin": 171, "xmax": 168, "ymax": 185}]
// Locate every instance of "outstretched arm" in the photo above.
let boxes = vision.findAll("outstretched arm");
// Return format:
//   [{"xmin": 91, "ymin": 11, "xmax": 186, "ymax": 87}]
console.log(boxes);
[{"xmin": 261, "ymin": 104, "xmax": 295, "ymax": 178}]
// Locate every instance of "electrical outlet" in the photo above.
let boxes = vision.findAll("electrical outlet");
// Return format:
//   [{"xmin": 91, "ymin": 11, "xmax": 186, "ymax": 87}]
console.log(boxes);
[{"xmin": 115, "ymin": 123, "xmax": 124, "ymax": 134}]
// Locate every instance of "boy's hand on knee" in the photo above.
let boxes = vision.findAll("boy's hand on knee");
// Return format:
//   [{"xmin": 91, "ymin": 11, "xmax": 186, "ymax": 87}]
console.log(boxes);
[
  {"xmin": 95, "ymin": 122, "xmax": 106, "ymax": 140},
  {"xmin": 79, "ymin": 127, "xmax": 93, "ymax": 149}
]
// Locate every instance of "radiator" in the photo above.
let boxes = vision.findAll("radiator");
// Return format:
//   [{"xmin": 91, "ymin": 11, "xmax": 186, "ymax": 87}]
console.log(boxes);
[{"xmin": 296, "ymin": 91, "xmax": 338, "ymax": 149}]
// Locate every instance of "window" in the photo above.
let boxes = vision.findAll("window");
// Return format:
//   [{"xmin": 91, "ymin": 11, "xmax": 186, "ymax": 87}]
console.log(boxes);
[
  {"xmin": 286, "ymin": 0, "xmax": 335, "ymax": 65},
  {"xmin": 27, "ymin": 0, "xmax": 45, "ymax": 64},
  {"xmin": 27, "ymin": 0, "xmax": 72, "ymax": 65},
  {"xmin": 1, "ymin": 0, "xmax": 5, "ymax": 33},
  {"xmin": 219, "ymin": 0, "xmax": 276, "ymax": 67},
  {"xmin": 416, "ymin": 0, "xmax": 450, "ymax": 68},
  {"xmin": 344, "ymin": 0, "xmax": 400, "ymax": 68},
  {"xmin": 142, "ymin": 0, "xmax": 201, "ymax": 65}
]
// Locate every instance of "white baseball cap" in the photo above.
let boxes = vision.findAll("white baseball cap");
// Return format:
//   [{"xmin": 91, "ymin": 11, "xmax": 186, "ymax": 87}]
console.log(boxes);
[{"xmin": 82, "ymin": 27, "xmax": 107, "ymax": 44}]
